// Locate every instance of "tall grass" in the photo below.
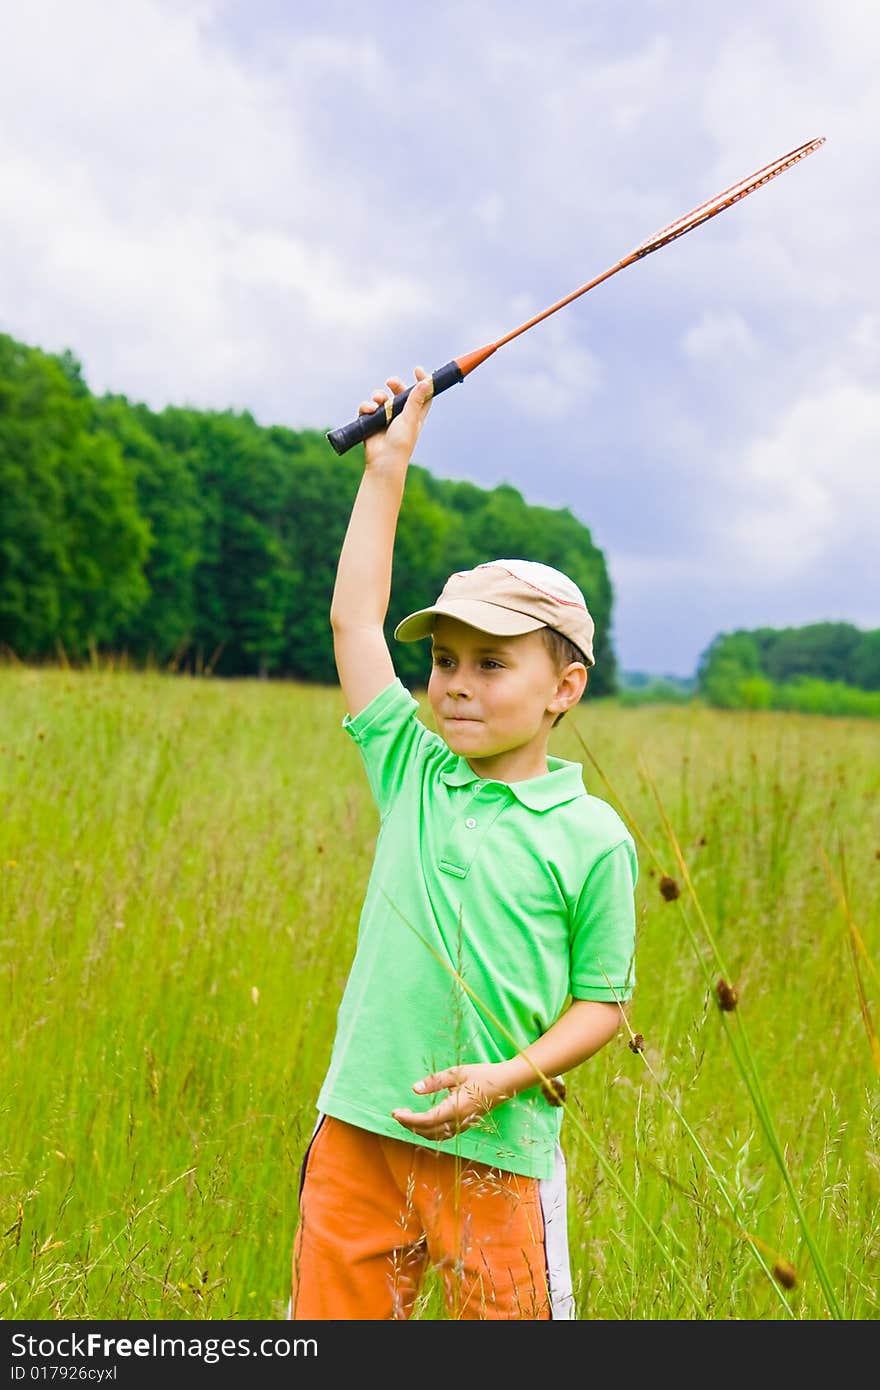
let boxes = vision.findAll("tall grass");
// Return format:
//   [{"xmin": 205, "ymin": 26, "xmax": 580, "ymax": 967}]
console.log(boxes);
[{"xmin": 1, "ymin": 667, "xmax": 877, "ymax": 1319}]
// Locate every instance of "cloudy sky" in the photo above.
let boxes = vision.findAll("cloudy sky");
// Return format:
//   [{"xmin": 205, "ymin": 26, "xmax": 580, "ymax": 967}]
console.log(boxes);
[{"xmin": 2, "ymin": 0, "xmax": 878, "ymax": 676}]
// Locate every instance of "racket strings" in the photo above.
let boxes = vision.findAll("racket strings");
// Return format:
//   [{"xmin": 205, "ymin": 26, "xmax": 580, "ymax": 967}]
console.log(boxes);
[{"xmin": 632, "ymin": 137, "xmax": 826, "ymax": 259}]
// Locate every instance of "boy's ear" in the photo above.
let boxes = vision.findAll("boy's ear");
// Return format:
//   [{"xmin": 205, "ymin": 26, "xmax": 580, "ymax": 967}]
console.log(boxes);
[
  {"xmin": 550, "ymin": 658, "xmax": 583, "ymax": 717},
  {"xmin": 567, "ymin": 661, "xmax": 586, "ymax": 706}
]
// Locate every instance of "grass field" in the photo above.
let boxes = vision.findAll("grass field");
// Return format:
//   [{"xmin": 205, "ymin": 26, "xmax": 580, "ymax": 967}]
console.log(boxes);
[{"xmin": 1, "ymin": 663, "xmax": 878, "ymax": 1320}]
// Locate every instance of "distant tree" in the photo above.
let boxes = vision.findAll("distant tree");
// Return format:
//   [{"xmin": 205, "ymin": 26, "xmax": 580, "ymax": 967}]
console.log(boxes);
[
  {"xmin": 97, "ymin": 396, "xmax": 203, "ymax": 666},
  {"xmin": 142, "ymin": 407, "xmax": 299, "ymax": 677},
  {"xmin": 0, "ymin": 330, "xmax": 623, "ymax": 688},
  {"xmin": 0, "ymin": 335, "xmax": 149, "ymax": 661},
  {"xmin": 54, "ymin": 349, "xmax": 90, "ymax": 399},
  {"xmin": 277, "ymin": 442, "xmax": 350, "ymax": 682},
  {"xmin": 56, "ymin": 430, "xmax": 150, "ymax": 654},
  {"xmin": 738, "ymin": 675, "xmax": 774, "ymax": 710},
  {"xmin": 0, "ymin": 336, "xmax": 69, "ymax": 656},
  {"xmin": 697, "ymin": 631, "xmax": 762, "ymax": 708},
  {"xmin": 617, "ymin": 677, "xmax": 692, "ymax": 706},
  {"xmin": 770, "ymin": 677, "xmax": 880, "ymax": 719},
  {"xmin": 697, "ymin": 622, "xmax": 880, "ymax": 712},
  {"xmin": 755, "ymin": 622, "xmax": 863, "ymax": 685},
  {"xmin": 851, "ymin": 630, "xmax": 880, "ymax": 691}
]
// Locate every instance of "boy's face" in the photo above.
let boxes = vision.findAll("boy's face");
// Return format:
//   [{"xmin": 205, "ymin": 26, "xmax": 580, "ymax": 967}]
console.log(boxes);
[{"xmin": 427, "ymin": 615, "xmax": 583, "ymax": 775}]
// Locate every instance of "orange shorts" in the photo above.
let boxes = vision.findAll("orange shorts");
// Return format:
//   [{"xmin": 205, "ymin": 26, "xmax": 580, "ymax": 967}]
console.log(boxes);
[{"xmin": 289, "ymin": 1115, "xmax": 559, "ymax": 1320}]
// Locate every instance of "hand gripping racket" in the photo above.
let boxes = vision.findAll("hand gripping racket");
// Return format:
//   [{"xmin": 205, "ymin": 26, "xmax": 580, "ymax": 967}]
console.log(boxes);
[{"xmin": 326, "ymin": 136, "xmax": 825, "ymax": 456}]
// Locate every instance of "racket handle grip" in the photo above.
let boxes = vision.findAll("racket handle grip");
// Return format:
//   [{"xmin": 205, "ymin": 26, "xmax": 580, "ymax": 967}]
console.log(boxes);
[{"xmin": 325, "ymin": 360, "xmax": 464, "ymax": 456}]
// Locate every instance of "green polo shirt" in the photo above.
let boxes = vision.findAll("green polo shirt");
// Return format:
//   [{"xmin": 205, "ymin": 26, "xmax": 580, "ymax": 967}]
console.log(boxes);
[{"xmin": 316, "ymin": 677, "xmax": 638, "ymax": 1180}]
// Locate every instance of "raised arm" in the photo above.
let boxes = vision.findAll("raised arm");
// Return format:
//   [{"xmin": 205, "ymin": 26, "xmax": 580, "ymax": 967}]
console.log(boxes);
[{"xmin": 329, "ymin": 367, "xmax": 433, "ymax": 719}]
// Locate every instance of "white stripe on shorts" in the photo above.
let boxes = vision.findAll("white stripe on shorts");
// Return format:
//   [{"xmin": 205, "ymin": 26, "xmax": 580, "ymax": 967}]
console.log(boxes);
[{"xmin": 539, "ymin": 1141, "xmax": 575, "ymax": 1320}]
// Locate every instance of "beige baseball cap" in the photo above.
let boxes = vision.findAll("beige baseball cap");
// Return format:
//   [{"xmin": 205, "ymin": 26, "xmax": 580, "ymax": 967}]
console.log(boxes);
[{"xmin": 393, "ymin": 558, "xmax": 595, "ymax": 666}]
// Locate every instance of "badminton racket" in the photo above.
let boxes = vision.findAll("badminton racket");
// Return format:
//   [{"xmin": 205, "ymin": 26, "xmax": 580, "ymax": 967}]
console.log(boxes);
[{"xmin": 326, "ymin": 136, "xmax": 825, "ymax": 456}]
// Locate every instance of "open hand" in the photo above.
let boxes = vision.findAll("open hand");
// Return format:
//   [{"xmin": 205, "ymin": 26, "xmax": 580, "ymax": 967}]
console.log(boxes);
[{"xmin": 391, "ymin": 1062, "xmax": 514, "ymax": 1141}]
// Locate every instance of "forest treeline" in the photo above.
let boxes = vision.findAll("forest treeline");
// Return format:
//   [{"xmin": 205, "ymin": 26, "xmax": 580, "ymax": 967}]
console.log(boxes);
[
  {"xmin": 696, "ymin": 623, "xmax": 880, "ymax": 717},
  {"xmin": 0, "ymin": 332, "xmax": 618, "ymax": 693},
  {"xmin": 3, "ymin": 331, "xmax": 876, "ymax": 716},
  {"xmin": 619, "ymin": 627, "xmax": 880, "ymax": 716}
]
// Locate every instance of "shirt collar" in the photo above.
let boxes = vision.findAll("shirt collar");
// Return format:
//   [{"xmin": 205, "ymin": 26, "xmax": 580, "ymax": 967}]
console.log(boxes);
[{"xmin": 439, "ymin": 756, "xmax": 586, "ymax": 811}]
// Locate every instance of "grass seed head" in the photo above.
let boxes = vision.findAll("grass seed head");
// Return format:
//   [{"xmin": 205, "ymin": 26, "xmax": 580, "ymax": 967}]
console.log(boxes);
[
  {"xmin": 772, "ymin": 1260, "xmax": 797, "ymax": 1290},
  {"xmin": 540, "ymin": 1076, "xmax": 567, "ymax": 1106},
  {"xmin": 628, "ymin": 1033, "xmax": 645, "ymax": 1053},
  {"xmin": 659, "ymin": 874, "xmax": 681, "ymax": 901},
  {"xmin": 715, "ymin": 977, "xmax": 739, "ymax": 1011}
]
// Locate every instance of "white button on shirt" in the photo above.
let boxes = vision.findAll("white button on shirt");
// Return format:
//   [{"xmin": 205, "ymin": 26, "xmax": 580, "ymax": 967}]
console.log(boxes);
[{"xmin": 465, "ymin": 817, "xmax": 477, "ymax": 829}]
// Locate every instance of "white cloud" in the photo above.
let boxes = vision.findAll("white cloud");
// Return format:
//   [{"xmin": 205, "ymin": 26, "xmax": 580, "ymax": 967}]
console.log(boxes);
[
  {"xmin": 0, "ymin": 0, "xmax": 431, "ymax": 421},
  {"xmin": 492, "ymin": 317, "xmax": 603, "ymax": 423},
  {"xmin": 682, "ymin": 310, "xmax": 758, "ymax": 363},
  {"xmin": 696, "ymin": 16, "xmax": 879, "ymax": 317},
  {"xmin": 474, "ymin": 193, "xmax": 505, "ymax": 235},
  {"xmin": 850, "ymin": 314, "xmax": 880, "ymax": 366},
  {"xmin": 0, "ymin": 0, "xmax": 877, "ymax": 670},
  {"xmin": 722, "ymin": 383, "xmax": 880, "ymax": 581}
]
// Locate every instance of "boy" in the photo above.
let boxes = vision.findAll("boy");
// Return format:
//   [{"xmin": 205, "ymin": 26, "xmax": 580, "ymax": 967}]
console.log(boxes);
[{"xmin": 288, "ymin": 367, "xmax": 637, "ymax": 1321}]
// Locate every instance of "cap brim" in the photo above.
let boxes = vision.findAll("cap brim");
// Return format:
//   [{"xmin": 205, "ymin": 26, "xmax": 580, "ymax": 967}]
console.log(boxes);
[{"xmin": 393, "ymin": 599, "xmax": 545, "ymax": 643}]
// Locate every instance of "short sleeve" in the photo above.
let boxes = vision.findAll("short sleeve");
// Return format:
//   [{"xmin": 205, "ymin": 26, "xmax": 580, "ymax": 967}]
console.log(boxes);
[
  {"xmin": 341, "ymin": 677, "xmax": 437, "ymax": 820},
  {"xmin": 569, "ymin": 838, "xmax": 638, "ymax": 1002}
]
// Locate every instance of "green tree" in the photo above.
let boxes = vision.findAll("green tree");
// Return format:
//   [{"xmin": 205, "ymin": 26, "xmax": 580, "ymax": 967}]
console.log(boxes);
[
  {"xmin": 57, "ymin": 430, "xmax": 151, "ymax": 654},
  {"xmin": 1, "ymin": 330, "xmax": 623, "ymax": 689},
  {"xmin": 699, "ymin": 621, "xmax": 880, "ymax": 707},
  {"xmin": 697, "ymin": 631, "xmax": 763, "ymax": 708},
  {"xmin": 757, "ymin": 622, "xmax": 863, "ymax": 684},
  {"xmin": 851, "ymin": 630, "xmax": 880, "ymax": 691},
  {"xmin": 149, "ymin": 408, "xmax": 299, "ymax": 677},
  {"xmin": 279, "ymin": 443, "xmax": 351, "ymax": 682},
  {"xmin": 0, "ymin": 337, "xmax": 69, "ymax": 657},
  {"xmin": 97, "ymin": 396, "xmax": 203, "ymax": 666},
  {"xmin": 0, "ymin": 335, "xmax": 149, "ymax": 661}
]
